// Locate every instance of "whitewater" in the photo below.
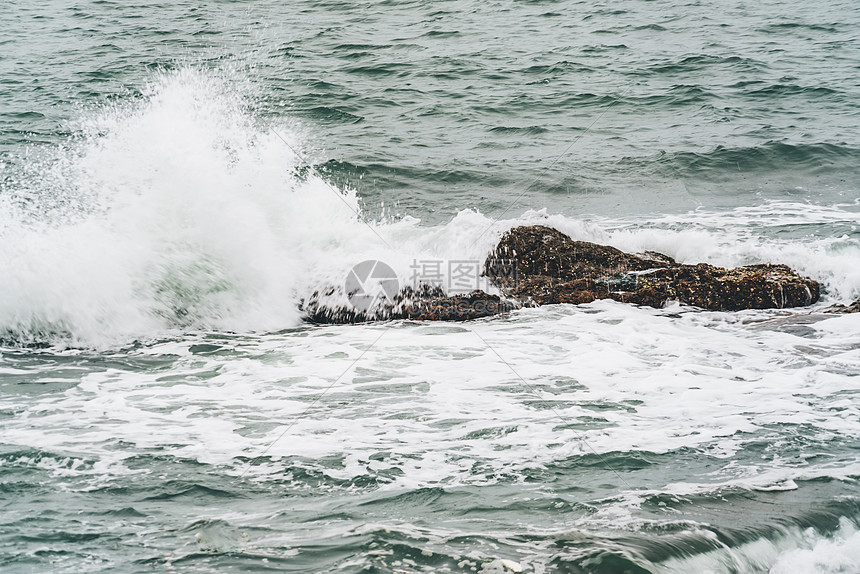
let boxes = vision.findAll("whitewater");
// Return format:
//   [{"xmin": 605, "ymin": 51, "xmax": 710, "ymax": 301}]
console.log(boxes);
[{"xmin": 2, "ymin": 1, "xmax": 860, "ymax": 572}]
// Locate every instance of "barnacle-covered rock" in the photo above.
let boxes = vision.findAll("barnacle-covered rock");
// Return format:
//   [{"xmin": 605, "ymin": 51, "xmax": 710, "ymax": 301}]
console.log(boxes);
[
  {"xmin": 301, "ymin": 284, "xmax": 516, "ymax": 324},
  {"xmin": 822, "ymin": 298, "xmax": 860, "ymax": 314},
  {"xmin": 485, "ymin": 225, "xmax": 820, "ymax": 311}
]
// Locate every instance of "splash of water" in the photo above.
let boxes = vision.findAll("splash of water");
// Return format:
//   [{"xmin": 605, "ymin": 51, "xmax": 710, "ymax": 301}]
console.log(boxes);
[
  {"xmin": 1, "ymin": 67, "xmax": 857, "ymax": 347},
  {"xmin": 0, "ymin": 68, "xmax": 379, "ymax": 345}
]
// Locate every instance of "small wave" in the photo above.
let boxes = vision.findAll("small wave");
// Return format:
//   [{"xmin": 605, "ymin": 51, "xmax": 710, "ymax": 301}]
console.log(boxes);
[
  {"xmin": 758, "ymin": 22, "xmax": 841, "ymax": 34},
  {"xmin": 744, "ymin": 83, "xmax": 842, "ymax": 99},
  {"xmin": 422, "ymin": 30, "xmax": 460, "ymax": 38},
  {"xmin": 318, "ymin": 159, "xmax": 511, "ymax": 189},
  {"xmin": 297, "ymin": 105, "xmax": 364, "ymax": 124},
  {"xmin": 635, "ymin": 23, "xmax": 668, "ymax": 31},
  {"xmin": 141, "ymin": 481, "xmax": 241, "ymax": 502},
  {"xmin": 642, "ymin": 54, "xmax": 763, "ymax": 76},
  {"xmin": 333, "ymin": 43, "xmax": 393, "ymax": 51},
  {"xmin": 341, "ymin": 62, "xmax": 412, "ymax": 77},
  {"xmin": 581, "ymin": 43, "xmax": 629, "ymax": 53},
  {"xmin": 488, "ymin": 125, "xmax": 549, "ymax": 135},
  {"xmin": 519, "ymin": 60, "xmax": 595, "ymax": 76},
  {"xmin": 622, "ymin": 84, "xmax": 715, "ymax": 107},
  {"xmin": 651, "ymin": 141, "xmax": 860, "ymax": 178}
]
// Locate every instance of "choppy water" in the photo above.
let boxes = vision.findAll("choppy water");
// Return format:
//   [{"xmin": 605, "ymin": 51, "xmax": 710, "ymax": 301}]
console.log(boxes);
[{"xmin": 1, "ymin": 1, "xmax": 859, "ymax": 572}]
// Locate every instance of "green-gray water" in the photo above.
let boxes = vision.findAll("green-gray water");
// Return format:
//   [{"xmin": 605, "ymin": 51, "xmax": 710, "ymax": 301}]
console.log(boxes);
[{"xmin": 1, "ymin": 1, "xmax": 859, "ymax": 572}]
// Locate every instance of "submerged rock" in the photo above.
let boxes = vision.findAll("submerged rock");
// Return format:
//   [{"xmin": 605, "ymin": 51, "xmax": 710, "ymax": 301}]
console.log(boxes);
[
  {"xmin": 302, "ymin": 284, "xmax": 516, "ymax": 324},
  {"xmin": 822, "ymin": 298, "xmax": 860, "ymax": 314},
  {"xmin": 397, "ymin": 289, "xmax": 517, "ymax": 321},
  {"xmin": 485, "ymin": 225, "xmax": 820, "ymax": 311}
]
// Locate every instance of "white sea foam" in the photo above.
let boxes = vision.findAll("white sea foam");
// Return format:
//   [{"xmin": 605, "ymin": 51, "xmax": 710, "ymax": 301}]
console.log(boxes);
[
  {"xmin": 3, "ymin": 299, "xmax": 858, "ymax": 491},
  {"xmin": 651, "ymin": 518, "xmax": 860, "ymax": 574},
  {"xmin": 1, "ymin": 66, "xmax": 859, "ymax": 572},
  {"xmin": 770, "ymin": 519, "xmax": 860, "ymax": 574},
  {"xmin": 0, "ymin": 68, "xmax": 386, "ymax": 344}
]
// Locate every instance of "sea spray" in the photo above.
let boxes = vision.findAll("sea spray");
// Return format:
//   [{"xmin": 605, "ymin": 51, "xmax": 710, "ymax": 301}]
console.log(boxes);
[
  {"xmin": 0, "ymin": 68, "xmax": 372, "ymax": 344},
  {"xmin": 1, "ymin": 67, "xmax": 858, "ymax": 348}
]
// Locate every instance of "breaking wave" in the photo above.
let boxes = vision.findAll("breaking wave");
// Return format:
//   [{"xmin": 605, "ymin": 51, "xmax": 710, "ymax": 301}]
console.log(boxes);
[{"xmin": 0, "ymin": 67, "xmax": 858, "ymax": 347}]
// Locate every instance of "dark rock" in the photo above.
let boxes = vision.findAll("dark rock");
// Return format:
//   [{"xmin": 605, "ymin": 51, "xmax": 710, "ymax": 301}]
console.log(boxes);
[
  {"xmin": 822, "ymin": 298, "xmax": 860, "ymax": 314},
  {"xmin": 485, "ymin": 225, "xmax": 820, "ymax": 311},
  {"xmin": 301, "ymin": 284, "xmax": 516, "ymax": 324},
  {"xmin": 398, "ymin": 289, "xmax": 517, "ymax": 321}
]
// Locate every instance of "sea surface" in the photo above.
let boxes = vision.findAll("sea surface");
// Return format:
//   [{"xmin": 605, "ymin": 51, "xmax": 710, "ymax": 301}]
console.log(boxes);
[{"xmin": 1, "ymin": 1, "xmax": 860, "ymax": 572}]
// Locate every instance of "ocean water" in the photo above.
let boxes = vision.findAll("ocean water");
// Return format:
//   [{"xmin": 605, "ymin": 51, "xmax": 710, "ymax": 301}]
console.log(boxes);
[{"xmin": 1, "ymin": 1, "xmax": 859, "ymax": 572}]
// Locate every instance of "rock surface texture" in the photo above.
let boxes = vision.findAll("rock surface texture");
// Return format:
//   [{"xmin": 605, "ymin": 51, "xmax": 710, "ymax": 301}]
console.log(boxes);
[
  {"xmin": 823, "ymin": 298, "xmax": 860, "ymax": 314},
  {"xmin": 302, "ymin": 285, "xmax": 515, "ymax": 324},
  {"xmin": 485, "ymin": 225, "xmax": 820, "ymax": 311},
  {"xmin": 302, "ymin": 225, "xmax": 825, "ymax": 324}
]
